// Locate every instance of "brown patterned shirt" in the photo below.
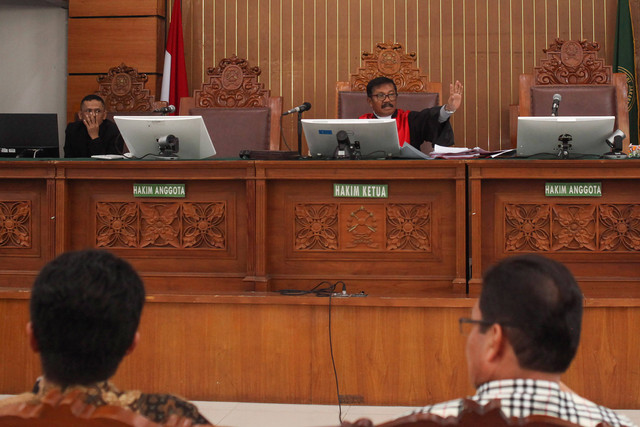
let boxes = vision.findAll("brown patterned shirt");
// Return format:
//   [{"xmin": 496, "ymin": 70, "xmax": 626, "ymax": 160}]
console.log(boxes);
[{"xmin": 0, "ymin": 379, "xmax": 212, "ymax": 425}]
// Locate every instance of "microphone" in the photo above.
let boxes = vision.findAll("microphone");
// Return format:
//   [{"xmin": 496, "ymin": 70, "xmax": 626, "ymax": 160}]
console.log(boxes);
[
  {"xmin": 551, "ymin": 94, "xmax": 561, "ymax": 116},
  {"xmin": 154, "ymin": 105, "xmax": 176, "ymax": 114},
  {"xmin": 282, "ymin": 102, "xmax": 311, "ymax": 116}
]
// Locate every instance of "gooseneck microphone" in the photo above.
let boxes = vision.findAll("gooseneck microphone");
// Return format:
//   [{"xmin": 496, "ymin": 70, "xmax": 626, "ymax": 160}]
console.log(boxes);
[
  {"xmin": 551, "ymin": 94, "xmax": 561, "ymax": 117},
  {"xmin": 283, "ymin": 102, "xmax": 311, "ymax": 116},
  {"xmin": 154, "ymin": 105, "xmax": 176, "ymax": 114}
]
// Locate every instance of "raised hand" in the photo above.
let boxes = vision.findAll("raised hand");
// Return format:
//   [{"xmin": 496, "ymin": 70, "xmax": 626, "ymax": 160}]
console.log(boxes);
[{"xmin": 445, "ymin": 80, "xmax": 464, "ymax": 113}]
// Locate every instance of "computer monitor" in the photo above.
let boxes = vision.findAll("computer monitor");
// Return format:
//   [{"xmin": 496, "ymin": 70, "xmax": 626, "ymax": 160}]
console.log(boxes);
[
  {"xmin": 114, "ymin": 116, "xmax": 216, "ymax": 159},
  {"xmin": 302, "ymin": 118, "xmax": 401, "ymax": 159},
  {"xmin": 0, "ymin": 113, "xmax": 59, "ymax": 158},
  {"xmin": 516, "ymin": 116, "xmax": 615, "ymax": 158}
]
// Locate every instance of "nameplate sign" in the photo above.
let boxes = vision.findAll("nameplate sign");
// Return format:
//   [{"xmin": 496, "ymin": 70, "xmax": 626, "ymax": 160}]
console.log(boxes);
[
  {"xmin": 333, "ymin": 183, "xmax": 388, "ymax": 198},
  {"xmin": 545, "ymin": 182, "xmax": 602, "ymax": 197},
  {"xmin": 133, "ymin": 184, "xmax": 186, "ymax": 198}
]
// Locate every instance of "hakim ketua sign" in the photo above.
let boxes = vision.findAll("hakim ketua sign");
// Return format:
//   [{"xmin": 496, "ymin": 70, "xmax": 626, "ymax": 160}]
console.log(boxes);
[{"xmin": 333, "ymin": 183, "xmax": 388, "ymax": 198}]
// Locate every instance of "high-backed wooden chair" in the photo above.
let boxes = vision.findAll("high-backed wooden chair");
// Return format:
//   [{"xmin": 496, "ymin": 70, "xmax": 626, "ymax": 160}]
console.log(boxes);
[
  {"xmin": 94, "ymin": 63, "xmax": 168, "ymax": 122},
  {"xmin": 342, "ymin": 399, "xmax": 613, "ymax": 427},
  {"xmin": 0, "ymin": 389, "xmax": 204, "ymax": 426},
  {"xmin": 511, "ymin": 39, "xmax": 629, "ymax": 151},
  {"xmin": 336, "ymin": 42, "xmax": 443, "ymax": 119},
  {"xmin": 179, "ymin": 55, "xmax": 283, "ymax": 158}
]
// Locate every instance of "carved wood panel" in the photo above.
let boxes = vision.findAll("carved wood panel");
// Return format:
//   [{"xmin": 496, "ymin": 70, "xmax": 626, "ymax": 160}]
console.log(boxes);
[
  {"xmin": 95, "ymin": 63, "xmax": 160, "ymax": 112},
  {"xmin": 96, "ymin": 201, "xmax": 226, "ymax": 249},
  {"xmin": 534, "ymin": 39, "xmax": 612, "ymax": 85},
  {"xmin": 348, "ymin": 42, "xmax": 432, "ymax": 92},
  {"xmin": 294, "ymin": 202, "xmax": 432, "ymax": 252},
  {"xmin": 504, "ymin": 202, "xmax": 640, "ymax": 253},
  {"xmin": 194, "ymin": 55, "xmax": 270, "ymax": 108},
  {"xmin": 0, "ymin": 201, "xmax": 31, "ymax": 248}
]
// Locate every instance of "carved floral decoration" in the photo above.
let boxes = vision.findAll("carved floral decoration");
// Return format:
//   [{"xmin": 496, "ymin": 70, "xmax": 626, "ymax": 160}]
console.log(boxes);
[
  {"xmin": 504, "ymin": 204, "xmax": 551, "ymax": 251},
  {"xmin": 552, "ymin": 205, "xmax": 596, "ymax": 251},
  {"xmin": 346, "ymin": 206, "xmax": 378, "ymax": 249},
  {"xmin": 183, "ymin": 203, "xmax": 226, "ymax": 249},
  {"xmin": 195, "ymin": 55, "xmax": 270, "ymax": 108},
  {"xmin": 350, "ymin": 42, "xmax": 431, "ymax": 92},
  {"xmin": 535, "ymin": 39, "xmax": 611, "ymax": 85},
  {"xmin": 599, "ymin": 204, "xmax": 640, "ymax": 251},
  {"xmin": 96, "ymin": 202, "xmax": 138, "ymax": 248},
  {"xmin": 295, "ymin": 204, "xmax": 338, "ymax": 250},
  {"xmin": 386, "ymin": 204, "xmax": 431, "ymax": 251},
  {"xmin": 140, "ymin": 204, "xmax": 181, "ymax": 248},
  {"xmin": 0, "ymin": 201, "xmax": 31, "ymax": 248},
  {"xmin": 505, "ymin": 202, "xmax": 640, "ymax": 253},
  {"xmin": 96, "ymin": 202, "xmax": 226, "ymax": 249}
]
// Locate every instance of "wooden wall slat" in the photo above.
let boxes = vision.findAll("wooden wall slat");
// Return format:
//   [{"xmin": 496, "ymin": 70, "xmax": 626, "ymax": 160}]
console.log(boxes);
[
  {"xmin": 69, "ymin": 0, "xmax": 165, "ymax": 18},
  {"xmin": 178, "ymin": 0, "xmax": 621, "ymax": 151},
  {"xmin": 68, "ymin": 17, "xmax": 165, "ymax": 74}
]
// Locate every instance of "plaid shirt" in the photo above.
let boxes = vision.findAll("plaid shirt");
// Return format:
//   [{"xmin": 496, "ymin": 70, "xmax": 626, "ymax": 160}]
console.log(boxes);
[{"xmin": 411, "ymin": 379, "xmax": 635, "ymax": 427}]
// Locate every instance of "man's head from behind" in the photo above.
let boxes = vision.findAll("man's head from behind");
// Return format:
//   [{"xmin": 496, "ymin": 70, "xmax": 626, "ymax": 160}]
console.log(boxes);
[
  {"xmin": 366, "ymin": 76, "xmax": 398, "ymax": 117},
  {"xmin": 29, "ymin": 249, "xmax": 145, "ymax": 388},
  {"xmin": 466, "ymin": 254, "xmax": 583, "ymax": 387}
]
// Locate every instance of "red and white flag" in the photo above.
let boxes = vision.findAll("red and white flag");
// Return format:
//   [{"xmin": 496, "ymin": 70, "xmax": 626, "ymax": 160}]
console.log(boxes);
[{"xmin": 160, "ymin": 0, "xmax": 188, "ymax": 115}]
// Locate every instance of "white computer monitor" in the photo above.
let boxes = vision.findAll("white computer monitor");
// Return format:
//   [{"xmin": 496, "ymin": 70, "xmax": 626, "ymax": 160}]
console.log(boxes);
[
  {"xmin": 516, "ymin": 116, "xmax": 615, "ymax": 158},
  {"xmin": 302, "ymin": 118, "xmax": 401, "ymax": 159},
  {"xmin": 114, "ymin": 116, "xmax": 216, "ymax": 159}
]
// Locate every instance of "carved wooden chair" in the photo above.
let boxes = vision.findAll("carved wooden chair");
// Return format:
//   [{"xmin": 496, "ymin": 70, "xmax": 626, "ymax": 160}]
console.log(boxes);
[
  {"xmin": 342, "ymin": 399, "xmax": 613, "ymax": 427},
  {"xmin": 0, "ymin": 388, "xmax": 205, "ymax": 426},
  {"xmin": 510, "ymin": 39, "xmax": 629, "ymax": 150},
  {"xmin": 179, "ymin": 55, "xmax": 283, "ymax": 158},
  {"xmin": 336, "ymin": 42, "xmax": 443, "ymax": 119},
  {"xmin": 94, "ymin": 63, "xmax": 168, "ymax": 122}
]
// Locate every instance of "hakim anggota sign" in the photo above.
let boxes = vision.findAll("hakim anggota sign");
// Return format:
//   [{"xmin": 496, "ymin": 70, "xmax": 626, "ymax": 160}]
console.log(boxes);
[
  {"xmin": 545, "ymin": 182, "xmax": 602, "ymax": 197},
  {"xmin": 133, "ymin": 183, "xmax": 186, "ymax": 198}
]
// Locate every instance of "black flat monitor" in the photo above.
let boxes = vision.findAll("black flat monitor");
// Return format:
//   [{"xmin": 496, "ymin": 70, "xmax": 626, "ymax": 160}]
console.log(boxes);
[{"xmin": 0, "ymin": 113, "xmax": 60, "ymax": 158}]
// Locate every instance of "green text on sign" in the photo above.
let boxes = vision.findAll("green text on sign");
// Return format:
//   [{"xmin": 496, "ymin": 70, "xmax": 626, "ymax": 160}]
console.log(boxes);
[
  {"xmin": 333, "ymin": 183, "xmax": 388, "ymax": 198},
  {"xmin": 133, "ymin": 184, "xmax": 186, "ymax": 198},
  {"xmin": 545, "ymin": 182, "xmax": 602, "ymax": 197}
]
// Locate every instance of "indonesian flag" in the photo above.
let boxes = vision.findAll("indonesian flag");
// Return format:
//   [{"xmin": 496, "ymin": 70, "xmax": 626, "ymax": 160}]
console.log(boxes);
[{"xmin": 160, "ymin": 0, "xmax": 188, "ymax": 115}]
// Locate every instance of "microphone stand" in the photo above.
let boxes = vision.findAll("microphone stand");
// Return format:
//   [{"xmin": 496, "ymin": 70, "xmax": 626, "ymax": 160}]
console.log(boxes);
[{"xmin": 297, "ymin": 111, "xmax": 303, "ymax": 156}]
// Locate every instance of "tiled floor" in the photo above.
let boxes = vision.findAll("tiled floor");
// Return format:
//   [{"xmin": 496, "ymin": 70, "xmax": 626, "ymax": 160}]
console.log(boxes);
[{"xmin": 192, "ymin": 400, "xmax": 640, "ymax": 427}]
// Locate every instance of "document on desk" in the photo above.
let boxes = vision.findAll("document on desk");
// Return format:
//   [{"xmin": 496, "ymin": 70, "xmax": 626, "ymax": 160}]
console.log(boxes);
[
  {"xmin": 429, "ymin": 145, "xmax": 516, "ymax": 159},
  {"xmin": 91, "ymin": 154, "xmax": 127, "ymax": 159},
  {"xmin": 396, "ymin": 144, "xmax": 432, "ymax": 159}
]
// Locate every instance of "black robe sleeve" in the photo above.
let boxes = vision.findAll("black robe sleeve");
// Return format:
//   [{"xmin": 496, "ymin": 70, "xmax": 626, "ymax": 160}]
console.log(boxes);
[{"xmin": 408, "ymin": 106, "xmax": 455, "ymax": 149}]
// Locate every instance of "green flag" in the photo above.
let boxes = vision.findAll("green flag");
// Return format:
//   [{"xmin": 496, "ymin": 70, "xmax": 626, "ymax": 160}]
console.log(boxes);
[{"xmin": 614, "ymin": 0, "xmax": 639, "ymax": 146}]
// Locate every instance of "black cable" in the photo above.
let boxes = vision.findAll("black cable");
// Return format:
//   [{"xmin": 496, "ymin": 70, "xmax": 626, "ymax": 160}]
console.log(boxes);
[
  {"xmin": 278, "ymin": 280, "xmax": 346, "ymax": 423},
  {"xmin": 280, "ymin": 115, "xmax": 293, "ymax": 151},
  {"xmin": 328, "ymin": 284, "xmax": 344, "ymax": 424}
]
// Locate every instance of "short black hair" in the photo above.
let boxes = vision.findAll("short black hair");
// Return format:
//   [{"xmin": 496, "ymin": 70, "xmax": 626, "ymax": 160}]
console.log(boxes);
[
  {"xmin": 366, "ymin": 76, "xmax": 397, "ymax": 97},
  {"xmin": 479, "ymin": 254, "xmax": 583, "ymax": 373},
  {"xmin": 80, "ymin": 94, "xmax": 106, "ymax": 109},
  {"xmin": 30, "ymin": 249, "xmax": 145, "ymax": 387}
]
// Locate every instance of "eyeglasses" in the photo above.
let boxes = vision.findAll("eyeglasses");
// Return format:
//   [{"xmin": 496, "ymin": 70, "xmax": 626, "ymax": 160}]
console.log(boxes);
[
  {"xmin": 370, "ymin": 92, "xmax": 398, "ymax": 101},
  {"xmin": 82, "ymin": 108, "xmax": 103, "ymax": 114},
  {"xmin": 458, "ymin": 317, "xmax": 517, "ymax": 336}
]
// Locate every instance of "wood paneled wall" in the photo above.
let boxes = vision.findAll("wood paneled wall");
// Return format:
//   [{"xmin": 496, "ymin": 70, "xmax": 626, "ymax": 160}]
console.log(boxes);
[
  {"xmin": 66, "ymin": 0, "xmax": 166, "ymax": 123},
  {"xmin": 175, "ymin": 0, "xmax": 622, "ymax": 151}
]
